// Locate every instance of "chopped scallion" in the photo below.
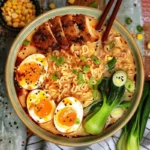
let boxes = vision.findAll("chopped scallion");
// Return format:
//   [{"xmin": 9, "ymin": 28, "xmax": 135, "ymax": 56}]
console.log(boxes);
[
  {"xmin": 52, "ymin": 74, "xmax": 58, "ymax": 81},
  {"xmin": 92, "ymin": 89, "xmax": 98, "ymax": 99},
  {"xmin": 75, "ymin": 118, "xmax": 80, "ymax": 124},
  {"xmin": 91, "ymin": 55, "xmax": 101, "ymax": 65},
  {"xmin": 77, "ymin": 72, "xmax": 85, "ymax": 84},
  {"xmin": 107, "ymin": 57, "xmax": 117, "ymax": 70},
  {"xmin": 89, "ymin": 1, "xmax": 98, "ymax": 8},
  {"xmin": 88, "ymin": 76, "xmax": 93, "ymax": 87},
  {"xmin": 50, "ymin": 56, "xmax": 65, "ymax": 66},
  {"xmin": 136, "ymin": 25, "xmax": 143, "ymax": 32},
  {"xmin": 72, "ymin": 69, "xmax": 77, "ymax": 74},
  {"xmin": 83, "ymin": 64, "xmax": 90, "ymax": 72},
  {"xmin": 125, "ymin": 17, "xmax": 132, "ymax": 25},
  {"xmin": 23, "ymin": 39, "xmax": 30, "ymax": 46},
  {"xmin": 109, "ymin": 41, "xmax": 115, "ymax": 50}
]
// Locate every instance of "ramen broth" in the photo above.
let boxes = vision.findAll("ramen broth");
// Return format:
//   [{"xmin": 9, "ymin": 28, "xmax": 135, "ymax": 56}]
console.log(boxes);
[{"xmin": 14, "ymin": 14, "xmax": 136, "ymax": 137}]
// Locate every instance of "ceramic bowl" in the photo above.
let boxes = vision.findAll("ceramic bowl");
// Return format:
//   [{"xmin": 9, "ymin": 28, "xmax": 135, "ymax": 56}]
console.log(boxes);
[{"xmin": 5, "ymin": 6, "xmax": 144, "ymax": 146}]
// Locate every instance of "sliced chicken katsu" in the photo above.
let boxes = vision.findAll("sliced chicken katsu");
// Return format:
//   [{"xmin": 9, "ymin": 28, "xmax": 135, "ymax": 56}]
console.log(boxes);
[
  {"xmin": 49, "ymin": 16, "xmax": 69, "ymax": 50},
  {"xmin": 61, "ymin": 15, "xmax": 80, "ymax": 43},
  {"xmin": 73, "ymin": 14, "xmax": 98, "ymax": 42},
  {"xmin": 32, "ymin": 22, "xmax": 59, "ymax": 51}
]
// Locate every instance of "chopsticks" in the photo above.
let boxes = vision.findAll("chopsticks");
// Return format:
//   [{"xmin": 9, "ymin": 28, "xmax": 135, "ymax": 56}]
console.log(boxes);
[{"xmin": 96, "ymin": 0, "xmax": 123, "ymax": 43}]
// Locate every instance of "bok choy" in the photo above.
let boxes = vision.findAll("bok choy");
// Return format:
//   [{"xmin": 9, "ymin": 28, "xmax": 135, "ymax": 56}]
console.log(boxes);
[
  {"xmin": 117, "ymin": 82, "xmax": 150, "ymax": 150},
  {"xmin": 83, "ymin": 70, "xmax": 127, "ymax": 135}
]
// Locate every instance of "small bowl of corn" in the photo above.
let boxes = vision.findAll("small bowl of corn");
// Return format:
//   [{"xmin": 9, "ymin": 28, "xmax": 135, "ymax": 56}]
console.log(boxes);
[{"xmin": 0, "ymin": 0, "xmax": 41, "ymax": 32}]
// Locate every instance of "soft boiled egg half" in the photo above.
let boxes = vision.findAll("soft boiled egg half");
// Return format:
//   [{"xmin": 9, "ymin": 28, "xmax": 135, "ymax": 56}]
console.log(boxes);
[
  {"xmin": 54, "ymin": 97, "xmax": 83, "ymax": 133},
  {"xmin": 16, "ymin": 54, "xmax": 48, "ymax": 90},
  {"xmin": 27, "ymin": 89, "xmax": 56, "ymax": 123}
]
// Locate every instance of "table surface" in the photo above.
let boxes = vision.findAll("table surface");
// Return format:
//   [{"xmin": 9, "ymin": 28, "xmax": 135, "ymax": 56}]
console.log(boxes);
[{"xmin": 0, "ymin": 0, "xmax": 150, "ymax": 150}]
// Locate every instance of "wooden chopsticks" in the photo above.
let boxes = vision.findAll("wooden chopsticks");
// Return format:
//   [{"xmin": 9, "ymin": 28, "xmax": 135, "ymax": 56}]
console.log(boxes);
[{"xmin": 96, "ymin": 0, "xmax": 123, "ymax": 43}]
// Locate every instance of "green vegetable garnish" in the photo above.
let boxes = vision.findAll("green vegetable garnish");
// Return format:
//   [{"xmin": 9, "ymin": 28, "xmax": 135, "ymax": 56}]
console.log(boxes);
[
  {"xmin": 72, "ymin": 69, "xmax": 77, "ymax": 74},
  {"xmin": 52, "ymin": 74, "xmax": 58, "ymax": 81},
  {"xmin": 75, "ymin": 118, "xmax": 80, "ymax": 124},
  {"xmin": 125, "ymin": 79, "xmax": 135, "ymax": 92},
  {"xmin": 125, "ymin": 17, "xmax": 132, "ymax": 25},
  {"xmin": 77, "ymin": 72, "xmax": 85, "ymax": 84},
  {"xmin": 92, "ymin": 78, "xmax": 102, "ymax": 89},
  {"xmin": 83, "ymin": 71, "xmax": 125, "ymax": 135},
  {"xmin": 83, "ymin": 64, "xmax": 90, "ymax": 72},
  {"xmin": 136, "ymin": 25, "xmax": 143, "ymax": 32},
  {"xmin": 92, "ymin": 89, "xmax": 98, "ymax": 99},
  {"xmin": 50, "ymin": 56, "xmax": 65, "ymax": 66},
  {"xmin": 23, "ymin": 39, "xmax": 30, "ymax": 46},
  {"xmin": 117, "ymin": 82, "xmax": 150, "ymax": 150},
  {"xmin": 51, "ymin": 56, "xmax": 57, "ymax": 61},
  {"xmin": 91, "ymin": 55, "xmax": 101, "ymax": 65},
  {"xmin": 88, "ymin": 76, "xmax": 93, "ymax": 87},
  {"xmin": 89, "ymin": 1, "xmax": 98, "ymax": 8},
  {"xmin": 107, "ymin": 57, "xmax": 117, "ymax": 70},
  {"xmin": 80, "ymin": 56, "xmax": 86, "ymax": 62},
  {"xmin": 109, "ymin": 41, "xmax": 115, "ymax": 49}
]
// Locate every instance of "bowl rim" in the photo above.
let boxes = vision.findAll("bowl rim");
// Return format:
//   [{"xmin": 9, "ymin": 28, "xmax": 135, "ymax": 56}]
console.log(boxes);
[{"xmin": 5, "ymin": 6, "xmax": 144, "ymax": 146}]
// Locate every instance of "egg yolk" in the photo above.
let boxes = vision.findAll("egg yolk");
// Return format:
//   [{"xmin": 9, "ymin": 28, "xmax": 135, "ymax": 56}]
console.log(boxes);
[
  {"xmin": 57, "ymin": 107, "xmax": 77, "ymax": 126},
  {"xmin": 16, "ymin": 62, "xmax": 42, "ymax": 85},
  {"xmin": 34, "ymin": 99, "xmax": 52, "ymax": 118}
]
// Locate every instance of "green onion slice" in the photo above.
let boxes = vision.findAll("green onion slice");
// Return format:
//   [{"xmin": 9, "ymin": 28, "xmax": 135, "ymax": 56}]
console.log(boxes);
[
  {"xmin": 89, "ymin": 1, "xmax": 98, "ymax": 8},
  {"xmin": 125, "ymin": 17, "xmax": 132, "ymax": 25},
  {"xmin": 23, "ymin": 39, "xmax": 30, "ymax": 46},
  {"xmin": 52, "ymin": 74, "xmax": 58, "ymax": 81},
  {"xmin": 91, "ymin": 55, "xmax": 101, "ymax": 65},
  {"xmin": 50, "ymin": 56, "xmax": 65, "ymax": 66},
  {"xmin": 136, "ymin": 25, "xmax": 143, "ymax": 32},
  {"xmin": 109, "ymin": 41, "xmax": 115, "ymax": 50},
  {"xmin": 107, "ymin": 57, "xmax": 117, "ymax": 70},
  {"xmin": 77, "ymin": 72, "xmax": 85, "ymax": 84},
  {"xmin": 72, "ymin": 69, "xmax": 77, "ymax": 74}
]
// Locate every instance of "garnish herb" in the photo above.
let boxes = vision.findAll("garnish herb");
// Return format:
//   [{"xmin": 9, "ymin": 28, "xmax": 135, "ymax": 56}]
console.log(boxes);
[
  {"xmin": 109, "ymin": 41, "xmax": 115, "ymax": 50},
  {"xmin": 89, "ymin": 1, "xmax": 98, "ymax": 8},
  {"xmin": 83, "ymin": 64, "xmax": 90, "ymax": 72},
  {"xmin": 83, "ymin": 71, "xmax": 126, "ymax": 135},
  {"xmin": 50, "ymin": 56, "xmax": 65, "ymax": 66},
  {"xmin": 52, "ymin": 74, "xmax": 58, "ymax": 81},
  {"xmin": 92, "ymin": 89, "xmax": 98, "ymax": 99},
  {"xmin": 23, "ymin": 39, "xmax": 30, "ymax": 46},
  {"xmin": 88, "ymin": 76, "xmax": 94, "ymax": 87},
  {"xmin": 72, "ymin": 69, "xmax": 77, "ymax": 74},
  {"xmin": 91, "ymin": 55, "xmax": 101, "ymax": 65},
  {"xmin": 136, "ymin": 25, "xmax": 143, "ymax": 32},
  {"xmin": 107, "ymin": 57, "xmax": 117, "ymax": 70},
  {"xmin": 117, "ymin": 82, "xmax": 150, "ymax": 150},
  {"xmin": 75, "ymin": 118, "xmax": 80, "ymax": 124},
  {"xmin": 125, "ymin": 17, "xmax": 132, "ymax": 25},
  {"xmin": 77, "ymin": 72, "xmax": 85, "ymax": 84},
  {"xmin": 80, "ymin": 56, "xmax": 86, "ymax": 62}
]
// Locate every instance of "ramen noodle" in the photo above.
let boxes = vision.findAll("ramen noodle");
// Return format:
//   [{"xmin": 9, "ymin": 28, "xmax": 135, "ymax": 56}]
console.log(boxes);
[{"xmin": 14, "ymin": 14, "xmax": 136, "ymax": 137}]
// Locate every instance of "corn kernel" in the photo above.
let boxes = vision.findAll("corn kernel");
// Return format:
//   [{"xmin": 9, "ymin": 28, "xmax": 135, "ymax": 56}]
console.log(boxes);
[
  {"xmin": 12, "ymin": 5, "xmax": 17, "ymax": 9},
  {"xmin": 12, "ymin": 13, "xmax": 18, "ymax": 18},
  {"xmin": 20, "ymin": 21, "xmax": 25, "ymax": 27},
  {"xmin": 5, "ymin": 16, "xmax": 11, "ymax": 21},
  {"xmin": 13, "ymin": 18, "xmax": 20, "ymax": 22},
  {"xmin": 6, "ymin": 7, "xmax": 10, "ymax": 12},
  {"xmin": 49, "ymin": 3, "xmax": 55, "ymax": 9},
  {"xmin": 13, "ymin": 22, "xmax": 19, "ymax": 27},
  {"xmin": 7, "ymin": 21, "xmax": 12, "ymax": 26},
  {"xmin": 107, "ymin": 56, "xmax": 113, "ymax": 61},
  {"xmin": 27, "ymin": 3, "xmax": 33, "ymax": 8},
  {"xmin": 16, "ymin": 9, "xmax": 21, "ymax": 14},
  {"xmin": 147, "ymin": 42, "xmax": 150, "ymax": 50},
  {"xmin": 68, "ymin": 0, "xmax": 75, "ymax": 4},
  {"xmin": 7, "ymin": 1, "xmax": 12, "ymax": 7},
  {"xmin": 136, "ymin": 33, "xmax": 143, "ymax": 40}
]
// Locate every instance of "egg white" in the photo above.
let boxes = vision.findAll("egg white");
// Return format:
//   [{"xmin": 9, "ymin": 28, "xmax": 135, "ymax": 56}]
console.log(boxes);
[
  {"xmin": 54, "ymin": 97, "xmax": 83, "ymax": 133},
  {"xmin": 27, "ymin": 89, "xmax": 56, "ymax": 123},
  {"xmin": 16, "ymin": 54, "xmax": 48, "ymax": 90}
]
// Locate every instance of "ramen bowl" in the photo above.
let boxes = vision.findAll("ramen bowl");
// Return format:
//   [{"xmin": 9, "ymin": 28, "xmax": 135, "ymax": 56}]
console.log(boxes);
[{"xmin": 5, "ymin": 6, "xmax": 144, "ymax": 146}]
